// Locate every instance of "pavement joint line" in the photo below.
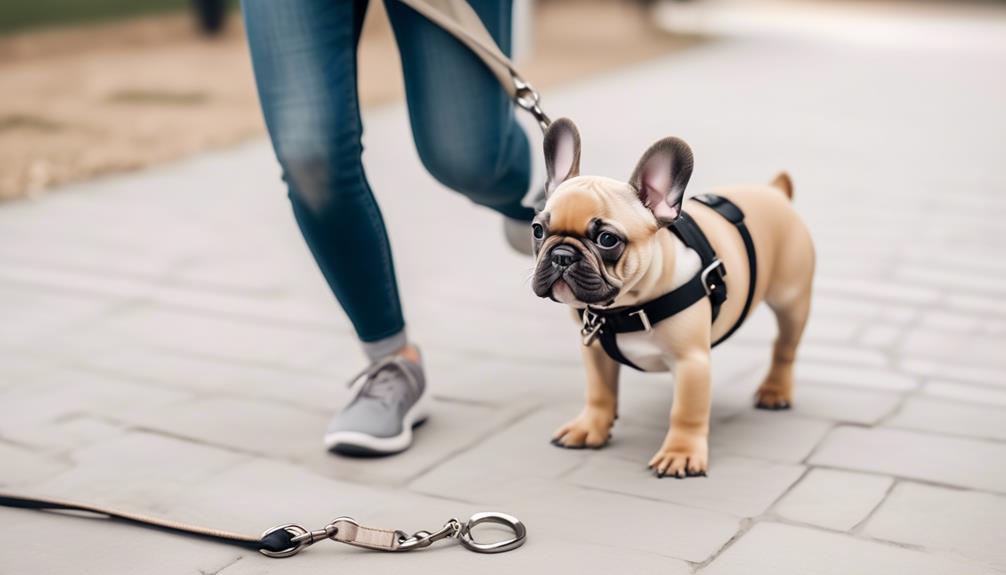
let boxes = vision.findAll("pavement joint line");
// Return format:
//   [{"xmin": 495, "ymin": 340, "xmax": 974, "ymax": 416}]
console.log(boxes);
[
  {"xmin": 200, "ymin": 555, "xmax": 244, "ymax": 575},
  {"xmin": 406, "ymin": 401, "xmax": 546, "ymax": 486},
  {"xmin": 848, "ymin": 477, "xmax": 901, "ymax": 536},
  {"xmin": 561, "ymin": 479, "xmax": 748, "ymax": 518},
  {"xmin": 799, "ymin": 422, "xmax": 868, "ymax": 466},
  {"xmin": 804, "ymin": 463, "xmax": 1006, "ymax": 498},
  {"xmin": 689, "ymin": 516, "xmax": 755, "ymax": 572}
]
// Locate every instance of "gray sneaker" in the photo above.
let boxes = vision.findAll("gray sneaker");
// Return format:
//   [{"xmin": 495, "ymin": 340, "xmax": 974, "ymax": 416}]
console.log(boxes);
[{"xmin": 324, "ymin": 354, "xmax": 429, "ymax": 456}]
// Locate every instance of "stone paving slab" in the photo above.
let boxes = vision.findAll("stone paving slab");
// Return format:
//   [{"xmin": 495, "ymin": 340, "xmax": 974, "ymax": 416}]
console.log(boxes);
[
  {"xmin": 773, "ymin": 468, "xmax": 893, "ymax": 531},
  {"xmin": 570, "ymin": 455, "xmax": 806, "ymax": 517},
  {"xmin": 887, "ymin": 396, "xmax": 1006, "ymax": 441},
  {"xmin": 700, "ymin": 522, "xmax": 999, "ymax": 575},
  {"xmin": 863, "ymin": 482, "xmax": 1006, "ymax": 571},
  {"xmin": 809, "ymin": 427, "xmax": 1006, "ymax": 494},
  {"xmin": 2, "ymin": 27, "xmax": 1006, "ymax": 575}
]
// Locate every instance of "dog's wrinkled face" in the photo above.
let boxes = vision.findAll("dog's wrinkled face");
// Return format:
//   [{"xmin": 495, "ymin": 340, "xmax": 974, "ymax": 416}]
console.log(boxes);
[{"xmin": 531, "ymin": 118, "xmax": 694, "ymax": 308}]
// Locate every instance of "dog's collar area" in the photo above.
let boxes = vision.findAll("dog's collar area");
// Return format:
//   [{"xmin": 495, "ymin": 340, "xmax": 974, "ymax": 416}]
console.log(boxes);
[{"xmin": 577, "ymin": 194, "xmax": 758, "ymax": 371}]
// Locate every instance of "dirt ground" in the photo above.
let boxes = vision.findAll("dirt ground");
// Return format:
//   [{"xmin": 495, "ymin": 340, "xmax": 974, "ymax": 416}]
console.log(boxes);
[{"xmin": 0, "ymin": 1, "xmax": 699, "ymax": 202}]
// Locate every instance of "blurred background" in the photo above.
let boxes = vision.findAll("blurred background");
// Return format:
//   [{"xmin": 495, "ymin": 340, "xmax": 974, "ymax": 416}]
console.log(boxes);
[{"xmin": 4, "ymin": 0, "xmax": 1002, "ymax": 203}]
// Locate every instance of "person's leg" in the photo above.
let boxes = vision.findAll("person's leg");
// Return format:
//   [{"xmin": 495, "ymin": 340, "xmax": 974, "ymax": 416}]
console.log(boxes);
[
  {"xmin": 242, "ymin": 0, "xmax": 408, "ymax": 358},
  {"xmin": 243, "ymin": 0, "xmax": 427, "ymax": 455},
  {"xmin": 384, "ymin": 0, "xmax": 536, "ymax": 224}
]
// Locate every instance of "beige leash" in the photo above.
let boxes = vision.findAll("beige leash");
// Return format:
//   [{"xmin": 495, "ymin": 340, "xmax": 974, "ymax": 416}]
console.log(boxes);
[{"xmin": 398, "ymin": 0, "xmax": 552, "ymax": 131}]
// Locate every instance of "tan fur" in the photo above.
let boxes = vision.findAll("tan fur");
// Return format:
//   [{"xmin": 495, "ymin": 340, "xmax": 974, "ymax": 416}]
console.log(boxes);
[{"xmin": 545, "ymin": 175, "xmax": 815, "ymax": 478}]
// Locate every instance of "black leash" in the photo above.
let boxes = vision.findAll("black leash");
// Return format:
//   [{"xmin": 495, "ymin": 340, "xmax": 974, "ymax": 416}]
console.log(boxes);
[{"xmin": 0, "ymin": 492, "xmax": 526, "ymax": 557}]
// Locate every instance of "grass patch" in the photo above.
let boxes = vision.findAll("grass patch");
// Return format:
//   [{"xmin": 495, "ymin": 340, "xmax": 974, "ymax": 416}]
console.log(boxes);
[
  {"xmin": 0, "ymin": 114, "xmax": 65, "ymax": 133},
  {"xmin": 105, "ymin": 89, "xmax": 210, "ymax": 106},
  {"xmin": 0, "ymin": 0, "xmax": 191, "ymax": 35}
]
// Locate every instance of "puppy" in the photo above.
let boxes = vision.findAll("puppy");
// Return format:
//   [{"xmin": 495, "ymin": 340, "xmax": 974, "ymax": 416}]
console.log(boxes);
[{"xmin": 530, "ymin": 118, "xmax": 815, "ymax": 478}]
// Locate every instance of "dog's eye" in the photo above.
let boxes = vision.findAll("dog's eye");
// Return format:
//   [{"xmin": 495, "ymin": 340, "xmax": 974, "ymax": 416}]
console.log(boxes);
[
  {"xmin": 532, "ymin": 223, "xmax": 545, "ymax": 240},
  {"xmin": 597, "ymin": 232, "xmax": 621, "ymax": 249}
]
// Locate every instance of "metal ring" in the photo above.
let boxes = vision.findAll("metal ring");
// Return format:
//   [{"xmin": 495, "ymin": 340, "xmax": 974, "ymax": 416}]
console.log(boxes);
[
  {"xmin": 259, "ymin": 524, "xmax": 309, "ymax": 558},
  {"xmin": 458, "ymin": 512, "xmax": 527, "ymax": 554}
]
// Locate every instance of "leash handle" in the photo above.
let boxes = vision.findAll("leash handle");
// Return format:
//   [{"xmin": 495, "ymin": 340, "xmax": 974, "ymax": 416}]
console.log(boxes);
[{"xmin": 396, "ymin": 0, "xmax": 551, "ymax": 132}]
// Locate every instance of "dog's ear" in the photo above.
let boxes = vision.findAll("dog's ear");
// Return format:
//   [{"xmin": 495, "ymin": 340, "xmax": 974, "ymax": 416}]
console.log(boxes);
[
  {"xmin": 544, "ymin": 118, "xmax": 581, "ymax": 197},
  {"xmin": 629, "ymin": 137, "xmax": 694, "ymax": 225}
]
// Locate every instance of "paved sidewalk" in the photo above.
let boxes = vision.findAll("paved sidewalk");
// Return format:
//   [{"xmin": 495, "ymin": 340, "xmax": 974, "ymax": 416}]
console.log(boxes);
[{"xmin": 2, "ymin": 36, "xmax": 1006, "ymax": 574}]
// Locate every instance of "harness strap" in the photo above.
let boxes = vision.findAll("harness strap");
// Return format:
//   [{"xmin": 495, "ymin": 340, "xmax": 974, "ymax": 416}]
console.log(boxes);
[
  {"xmin": 579, "ymin": 194, "xmax": 757, "ymax": 371},
  {"xmin": 694, "ymin": 194, "xmax": 759, "ymax": 345}
]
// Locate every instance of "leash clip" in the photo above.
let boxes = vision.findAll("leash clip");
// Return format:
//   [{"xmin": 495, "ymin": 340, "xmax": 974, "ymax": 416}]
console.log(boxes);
[
  {"xmin": 581, "ymin": 309, "xmax": 605, "ymax": 346},
  {"xmin": 512, "ymin": 75, "xmax": 551, "ymax": 133},
  {"xmin": 260, "ymin": 512, "xmax": 526, "ymax": 557}
]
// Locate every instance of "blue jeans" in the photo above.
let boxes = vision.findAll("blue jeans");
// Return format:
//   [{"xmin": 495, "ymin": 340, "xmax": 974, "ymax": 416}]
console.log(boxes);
[{"xmin": 242, "ymin": 0, "xmax": 534, "ymax": 346}]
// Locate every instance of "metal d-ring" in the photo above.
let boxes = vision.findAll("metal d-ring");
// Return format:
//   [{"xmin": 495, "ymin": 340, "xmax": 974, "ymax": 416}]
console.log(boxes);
[
  {"xmin": 458, "ymin": 512, "xmax": 527, "ymax": 554},
  {"xmin": 259, "ymin": 524, "xmax": 311, "ymax": 558}
]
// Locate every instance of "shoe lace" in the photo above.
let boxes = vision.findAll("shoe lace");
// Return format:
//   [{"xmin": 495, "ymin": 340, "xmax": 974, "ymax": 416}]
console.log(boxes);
[{"xmin": 345, "ymin": 355, "xmax": 418, "ymax": 408}]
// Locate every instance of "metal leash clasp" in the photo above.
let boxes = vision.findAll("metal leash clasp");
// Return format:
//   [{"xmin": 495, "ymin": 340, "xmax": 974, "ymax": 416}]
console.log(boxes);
[
  {"xmin": 259, "ymin": 512, "xmax": 526, "ymax": 558},
  {"xmin": 512, "ymin": 75, "xmax": 551, "ymax": 133},
  {"xmin": 581, "ymin": 309, "xmax": 605, "ymax": 346}
]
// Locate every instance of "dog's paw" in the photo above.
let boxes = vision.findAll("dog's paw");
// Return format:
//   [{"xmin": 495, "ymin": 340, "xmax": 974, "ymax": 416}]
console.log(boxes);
[
  {"xmin": 551, "ymin": 408, "xmax": 614, "ymax": 449},
  {"xmin": 648, "ymin": 435, "xmax": 708, "ymax": 479},
  {"xmin": 754, "ymin": 387, "xmax": 792, "ymax": 410}
]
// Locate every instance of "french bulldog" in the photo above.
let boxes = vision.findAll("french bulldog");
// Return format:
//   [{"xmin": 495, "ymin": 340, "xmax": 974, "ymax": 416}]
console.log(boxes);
[{"xmin": 531, "ymin": 118, "xmax": 815, "ymax": 478}]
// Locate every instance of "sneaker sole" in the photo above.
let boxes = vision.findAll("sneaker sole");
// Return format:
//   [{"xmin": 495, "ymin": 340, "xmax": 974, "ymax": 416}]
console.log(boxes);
[{"xmin": 323, "ymin": 393, "xmax": 429, "ymax": 457}]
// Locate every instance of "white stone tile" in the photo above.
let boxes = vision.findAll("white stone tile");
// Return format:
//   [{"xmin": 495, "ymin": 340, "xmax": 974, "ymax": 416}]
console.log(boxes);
[
  {"xmin": 793, "ymin": 385, "xmax": 902, "ymax": 425},
  {"xmin": 710, "ymin": 411, "xmax": 833, "ymax": 463},
  {"xmin": 0, "ymin": 416, "xmax": 123, "ymax": 453},
  {"xmin": 0, "ymin": 371, "xmax": 190, "ymax": 433},
  {"xmin": 701, "ymin": 522, "xmax": 997, "ymax": 575},
  {"xmin": 106, "ymin": 396, "xmax": 329, "ymax": 459},
  {"xmin": 570, "ymin": 455, "xmax": 805, "ymax": 517},
  {"xmin": 864, "ymin": 483, "xmax": 1006, "ymax": 570},
  {"xmin": 798, "ymin": 343, "xmax": 889, "ymax": 368},
  {"xmin": 923, "ymin": 380, "xmax": 1006, "ymax": 407},
  {"xmin": 809, "ymin": 427, "xmax": 1006, "ymax": 494},
  {"xmin": 298, "ymin": 402, "xmax": 533, "ymax": 486},
  {"xmin": 901, "ymin": 358, "xmax": 1004, "ymax": 388},
  {"xmin": 78, "ymin": 347, "xmax": 347, "ymax": 412},
  {"xmin": 35, "ymin": 431, "xmax": 249, "ymax": 509},
  {"xmin": 0, "ymin": 442, "xmax": 70, "ymax": 486},
  {"xmin": 774, "ymin": 469, "xmax": 892, "ymax": 531},
  {"xmin": 413, "ymin": 467, "xmax": 740, "ymax": 563},
  {"xmin": 0, "ymin": 507, "xmax": 243, "ymax": 575},
  {"xmin": 796, "ymin": 362, "xmax": 918, "ymax": 392},
  {"xmin": 887, "ymin": 397, "xmax": 1006, "ymax": 441},
  {"xmin": 859, "ymin": 324, "xmax": 903, "ymax": 348},
  {"xmin": 424, "ymin": 347, "xmax": 581, "ymax": 406},
  {"xmin": 813, "ymin": 277, "xmax": 941, "ymax": 306}
]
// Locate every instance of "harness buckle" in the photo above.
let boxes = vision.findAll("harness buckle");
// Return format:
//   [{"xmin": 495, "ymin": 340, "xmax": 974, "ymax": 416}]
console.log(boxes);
[
  {"xmin": 628, "ymin": 309, "xmax": 653, "ymax": 333},
  {"xmin": 701, "ymin": 260, "xmax": 727, "ymax": 302},
  {"xmin": 580, "ymin": 309, "xmax": 605, "ymax": 346}
]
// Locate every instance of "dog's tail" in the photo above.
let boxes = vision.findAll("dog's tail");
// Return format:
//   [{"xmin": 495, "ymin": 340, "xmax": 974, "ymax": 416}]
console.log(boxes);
[{"xmin": 770, "ymin": 171, "xmax": 794, "ymax": 200}]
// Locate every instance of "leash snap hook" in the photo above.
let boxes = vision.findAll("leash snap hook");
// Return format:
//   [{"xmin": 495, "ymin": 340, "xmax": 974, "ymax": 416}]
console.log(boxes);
[
  {"xmin": 512, "ymin": 74, "xmax": 551, "ymax": 132},
  {"xmin": 580, "ymin": 309, "xmax": 605, "ymax": 346},
  {"xmin": 395, "ymin": 517, "xmax": 461, "ymax": 551}
]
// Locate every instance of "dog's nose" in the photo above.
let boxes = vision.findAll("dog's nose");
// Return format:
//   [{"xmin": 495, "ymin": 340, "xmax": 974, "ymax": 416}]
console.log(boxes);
[{"xmin": 550, "ymin": 245, "xmax": 580, "ymax": 268}]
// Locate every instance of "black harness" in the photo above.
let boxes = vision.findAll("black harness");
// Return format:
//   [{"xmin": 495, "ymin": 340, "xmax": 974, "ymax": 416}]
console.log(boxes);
[{"xmin": 577, "ymin": 194, "xmax": 758, "ymax": 371}]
